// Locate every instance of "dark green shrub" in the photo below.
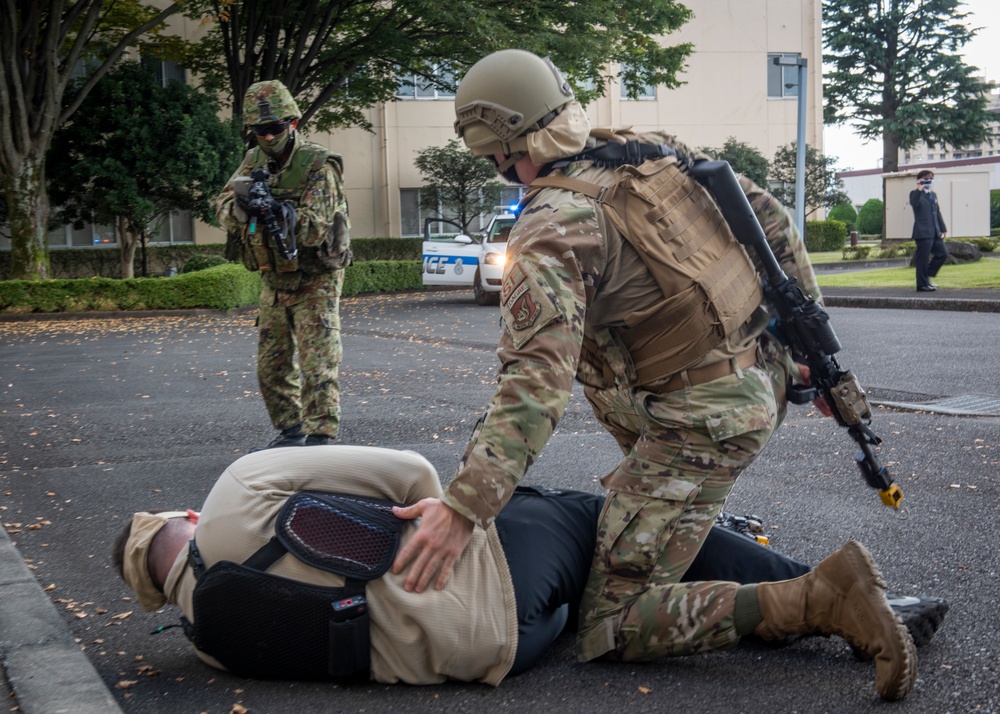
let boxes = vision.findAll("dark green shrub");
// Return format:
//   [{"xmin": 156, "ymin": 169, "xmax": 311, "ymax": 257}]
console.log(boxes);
[
  {"xmin": 182, "ymin": 253, "xmax": 229, "ymax": 273},
  {"xmin": 841, "ymin": 246, "xmax": 872, "ymax": 260},
  {"xmin": 804, "ymin": 220, "xmax": 847, "ymax": 252},
  {"xmin": 0, "ymin": 264, "xmax": 261, "ymax": 313},
  {"xmin": 827, "ymin": 203, "xmax": 857, "ymax": 232},
  {"xmin": 965, "ymin": 236, "xmax": 997, "ymax": 252},
  {"xmin": 342, "ymin": 261, "xmax": 422, "ymax": 296},
  {"xmin": 349, "ymin": 238, "xmax": 422, "ymax": 261},
  {"xmin": 856, "ymin": 199, "xmax": 884, "ymax": 236},
  {"xmin": 990, "ymin": 189, "xmax": 1000, "ymax": 229}
]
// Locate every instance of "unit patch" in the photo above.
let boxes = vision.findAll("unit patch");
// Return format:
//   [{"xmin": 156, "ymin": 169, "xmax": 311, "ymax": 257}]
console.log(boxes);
[
  {"xmin": 503, "ymin": 262, "xmax": 541, "ymax": 330},
  {"xmin": 501, "ymin": 259, "xmax": 563, "ymax": 348}
]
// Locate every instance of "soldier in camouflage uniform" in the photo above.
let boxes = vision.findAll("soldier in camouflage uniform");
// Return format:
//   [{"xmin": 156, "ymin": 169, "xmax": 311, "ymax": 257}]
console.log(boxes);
[
  {"xmin": 216, "ymin": 81, "xmax": 352, "ymax": 452},
  {"xmin": 392, "ymin": 50, "xmax": 917, "ymax": 700}
]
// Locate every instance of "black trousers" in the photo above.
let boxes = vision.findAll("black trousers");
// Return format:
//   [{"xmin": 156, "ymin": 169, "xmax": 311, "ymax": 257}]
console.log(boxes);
[
  {"xmin": 915, "ymin": 236, "xmax": 948, "ymax": 288},
  {"xmin": 495, "ymin": 486, "xmax": 811, "ymax": 675}
]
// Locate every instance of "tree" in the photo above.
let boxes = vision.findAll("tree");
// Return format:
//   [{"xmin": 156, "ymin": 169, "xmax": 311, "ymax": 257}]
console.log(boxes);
[
  {"xmin": 47, "ymin": 62, "xmax": 242, "ymax": 278},
  {"xmin": 414, "ymin": 140, "xmax": 504, "ymax": 234},
  {"xmin": 699, "ymin": 137, "xmax": 770, "ymax": 187},
  {"xmin": 0, "ymin": 1, "xmax": 186, "ymax": 280},
  {"xmin": 770, "ymin": 143, "xmax": 850, "ymax": 218},
  {"xmin": 824, "ymin": 0, "xmax": 996, "ymax": 173},
  {"xmin": 181, "ymin": 0, "xmax": 694, "ymax": 132},
  {"xmin": 856, "ymin": 198, "xmax": 885, "ymax": 236},
  {"xmin": 828, "ymin": 203, "xmax": 858, "ymax": 232}
]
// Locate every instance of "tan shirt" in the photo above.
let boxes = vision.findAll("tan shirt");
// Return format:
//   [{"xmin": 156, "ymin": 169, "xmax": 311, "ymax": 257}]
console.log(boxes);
[{"xmin": 162, "ymin": 446, "xmax": 517, "ymax": 685}]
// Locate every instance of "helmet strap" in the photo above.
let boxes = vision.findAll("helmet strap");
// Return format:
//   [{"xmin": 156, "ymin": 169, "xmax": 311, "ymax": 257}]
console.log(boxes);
[{"xmin": 496, "ymin": 151, "xmax": 525, "ymax": 184}]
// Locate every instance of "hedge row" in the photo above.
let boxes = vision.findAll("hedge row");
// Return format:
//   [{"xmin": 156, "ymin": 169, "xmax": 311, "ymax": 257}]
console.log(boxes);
[
  {"xmin": 0, "ymin": 237, "xmax": 423, "ymax": 280},
  {"xmin": 0, "ymin": 263, "xmax": 260, "ymax": 313},
  {"xmin": 804, "ymin": 220, "xmax": 847, "ymax": 252},
  {"xmin": 0, "ymin": 260, "xmax": 426, "ymax": 314}
]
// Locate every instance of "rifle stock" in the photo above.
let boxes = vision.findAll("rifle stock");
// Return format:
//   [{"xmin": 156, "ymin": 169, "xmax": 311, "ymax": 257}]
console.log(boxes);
[{"xmin": 688, "ymin": 160, "xmax": 902, "ymax": 509}]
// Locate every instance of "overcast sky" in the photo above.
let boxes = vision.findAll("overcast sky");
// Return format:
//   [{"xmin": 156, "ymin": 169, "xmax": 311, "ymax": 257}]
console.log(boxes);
[{"xmin": 823, "ymin": 0, "xmax": 999, "ymax": 171}]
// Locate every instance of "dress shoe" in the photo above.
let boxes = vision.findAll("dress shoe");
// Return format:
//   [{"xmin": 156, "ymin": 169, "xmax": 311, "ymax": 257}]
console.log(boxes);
[{"xmin": 916, "ymin": 285, "xmax": 937, "ymax": 292}]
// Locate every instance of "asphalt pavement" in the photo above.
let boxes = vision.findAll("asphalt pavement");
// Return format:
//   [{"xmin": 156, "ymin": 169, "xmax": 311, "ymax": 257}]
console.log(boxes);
[{"xmin": 1, "ymin": 286, "xmax": 999, "ymax": 714}]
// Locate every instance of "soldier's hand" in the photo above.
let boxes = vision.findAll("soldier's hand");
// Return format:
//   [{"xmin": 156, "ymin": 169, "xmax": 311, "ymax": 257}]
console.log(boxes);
[
  {"xmin": 798, "ymin": 364, "xmax": 833, "ymax": 417},
  {"xmin": 391, "ymin": 498, "xmax": 474, "ymax": 593}
]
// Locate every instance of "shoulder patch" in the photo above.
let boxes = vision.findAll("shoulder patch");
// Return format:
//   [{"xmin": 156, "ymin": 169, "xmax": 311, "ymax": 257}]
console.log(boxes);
[
  {"xmin": 503, "ymin": 261, "xmax": 544, "ymax": 329},
  {"xmin": 501, "ymin": 259, "xmax": 563, "ymax": 348}
]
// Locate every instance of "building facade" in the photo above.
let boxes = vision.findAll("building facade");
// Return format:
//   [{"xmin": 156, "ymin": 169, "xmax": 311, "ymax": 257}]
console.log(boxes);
[{"xmin": 2, "ymin": 0, "xmax": 824, "ymax": 252}]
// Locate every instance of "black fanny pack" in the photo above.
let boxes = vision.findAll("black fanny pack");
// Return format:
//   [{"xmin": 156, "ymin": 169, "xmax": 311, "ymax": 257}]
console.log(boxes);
[{"xmin": 181, "ymin": 492, "xmax": 406, "ymax": 680}]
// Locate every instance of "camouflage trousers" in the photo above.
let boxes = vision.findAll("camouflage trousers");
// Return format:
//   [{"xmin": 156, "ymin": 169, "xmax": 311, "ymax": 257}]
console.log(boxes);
[
  {"xmin": 257, "ymin": 288, "xmax": 343, "ymax": 437},
  {"xmin": 576, "ymin": 354, "xmax": 780, "ymax": 663}
]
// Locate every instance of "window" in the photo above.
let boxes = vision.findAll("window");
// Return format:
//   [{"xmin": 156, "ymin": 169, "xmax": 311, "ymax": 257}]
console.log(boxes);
[
  {"xmin": 396, "ymin": 65, "xmax": 456, "ymax": 100},
  {"xmin": 400, "ymin": 189, "xmax": 457, "ymax": 236},
  {"xmin": 47, "ymin": 222, "xmax": 116, "ymax": 248},
  {"xmin": 140, "ymin": 56, "xmax": 186, "ymax": 87},
  {"xmin": 400, "ymin": 189, "xmax": 422, "ymax": 236},
  {"xmin": 401, "ymin": 187, "xmax": 524, "ymax": 238},
  {"xmin": 150, "ymin": 210, "xmax": 194, "ymax": 244},
  {"xmin": 619, "ymin": 64, "xmax": 656, "ymax": 101},
  {"xmin": 767, "ymin": 53, "xmax": 800, "ymax": 99}
]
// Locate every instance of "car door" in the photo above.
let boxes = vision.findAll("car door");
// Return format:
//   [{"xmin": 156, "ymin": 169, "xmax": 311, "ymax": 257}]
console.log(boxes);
[
  {"xmin": 421, "ymin": 235, "xmax": 480, "ymax": 286},
  {"xmin": 421, "ymin": 217, "xmax": 481, "ymax": 287}
]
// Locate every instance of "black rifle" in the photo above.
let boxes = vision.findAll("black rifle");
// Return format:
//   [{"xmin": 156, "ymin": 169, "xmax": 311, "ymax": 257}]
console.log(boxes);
[
  {"xmin": 247, "ymin": 168, "xmax": 297, "ymax": 261},
  {"xmin": 689, "ymin": 160, "xmax": 903, "ymax": 509}
]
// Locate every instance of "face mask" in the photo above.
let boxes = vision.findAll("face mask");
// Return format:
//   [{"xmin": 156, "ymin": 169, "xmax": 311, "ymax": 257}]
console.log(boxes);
[{"xmin": 257, "ymin": 128, "xmax": 292, "ymax": 157}]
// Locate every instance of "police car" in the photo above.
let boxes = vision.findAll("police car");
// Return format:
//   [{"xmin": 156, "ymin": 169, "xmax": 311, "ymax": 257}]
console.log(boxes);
[{"xmin": 421, "ymin": 211, "xmax": 517, "ymax": 305}]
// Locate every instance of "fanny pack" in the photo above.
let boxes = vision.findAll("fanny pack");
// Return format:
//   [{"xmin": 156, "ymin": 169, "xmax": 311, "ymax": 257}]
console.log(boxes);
[{"xmin": 180, "ymin": 492, "xmax": 406, "ymax": 680}]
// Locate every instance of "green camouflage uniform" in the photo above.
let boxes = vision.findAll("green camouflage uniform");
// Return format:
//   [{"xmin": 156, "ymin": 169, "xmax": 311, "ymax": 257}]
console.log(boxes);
[
  {"xmin": 442, "ymin": 132, "xmax": 820, "ymax": 662},
  {"xmin": 217, "ymin": 138, "xmax": 349, "ymax": 438}
]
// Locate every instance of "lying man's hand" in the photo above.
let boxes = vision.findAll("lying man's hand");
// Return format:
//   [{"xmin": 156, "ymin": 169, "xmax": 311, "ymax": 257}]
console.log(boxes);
[{"xmin": 391, "ymin": 498, "xmax": 474, "ymax": 593}]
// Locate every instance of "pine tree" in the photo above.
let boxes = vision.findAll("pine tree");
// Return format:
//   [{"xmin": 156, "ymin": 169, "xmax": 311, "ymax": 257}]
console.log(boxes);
[{"xmin": 824, "ymin": 0, "xmax": 996, "ymax": 173}]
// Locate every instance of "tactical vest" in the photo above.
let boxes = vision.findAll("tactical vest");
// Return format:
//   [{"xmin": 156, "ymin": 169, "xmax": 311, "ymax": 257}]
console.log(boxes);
[
  {"xmin": 530, "ymin": 146, "xmax": 763, "ymax": 386},
  {"xmin": 238, "ymin": 142, "xmax": 351, "ymax": 291},
  {"xmin": 180, "ymin": 492, "xmax": 405, "ymax": 680}
]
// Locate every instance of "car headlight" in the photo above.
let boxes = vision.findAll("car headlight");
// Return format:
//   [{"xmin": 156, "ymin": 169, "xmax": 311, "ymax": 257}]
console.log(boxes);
[{"xmin": 484, "ymin": 252, "xmax": 506, "ymax": 267}]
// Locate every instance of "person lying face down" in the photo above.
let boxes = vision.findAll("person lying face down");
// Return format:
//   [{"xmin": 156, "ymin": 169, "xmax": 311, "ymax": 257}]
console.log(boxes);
[{"xmin": 114, "ymin": 445, "xmax": 947, "ymax": 685}]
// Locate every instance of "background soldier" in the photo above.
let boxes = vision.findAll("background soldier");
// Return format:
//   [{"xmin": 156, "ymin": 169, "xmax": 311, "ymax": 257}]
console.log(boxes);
[
  {"xmin": 391, "ymin": 49, "xmax": 920, "ymax": 700},
  {"xmin": 216, "ymin": 80, "xmax": 351, "ymax": 451}
]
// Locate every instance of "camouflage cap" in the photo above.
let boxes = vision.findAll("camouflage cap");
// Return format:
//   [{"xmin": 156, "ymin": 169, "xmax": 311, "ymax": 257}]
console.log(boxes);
[{"xmin": 243, "ymin": 80, "xmax": 301, "ymax": 125}]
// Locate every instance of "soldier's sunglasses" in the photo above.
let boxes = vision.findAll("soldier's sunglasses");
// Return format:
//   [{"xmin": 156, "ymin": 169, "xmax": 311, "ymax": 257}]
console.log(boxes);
[{"xmin": 251, "ymin": 121, "xmax": 290, "ymax": 137}]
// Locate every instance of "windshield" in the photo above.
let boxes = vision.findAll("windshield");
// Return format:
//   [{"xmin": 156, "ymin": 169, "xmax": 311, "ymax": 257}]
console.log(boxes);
[{"xmin": 486, "ymin": 218, "xmax": 515, "ymax": 244}]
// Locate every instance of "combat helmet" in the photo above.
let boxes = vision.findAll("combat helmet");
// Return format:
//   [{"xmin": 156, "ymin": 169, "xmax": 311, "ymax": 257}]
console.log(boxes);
[
  {"xmin": 243, "ymin": 80, "xmax": 301, "ymax": 126},
  {"xmin": 454, "ymin": 49, "xmax": 575, "ymax": 157}
]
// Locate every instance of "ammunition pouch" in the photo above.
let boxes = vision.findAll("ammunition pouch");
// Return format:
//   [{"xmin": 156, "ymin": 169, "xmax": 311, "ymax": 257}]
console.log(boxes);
[
  {"xmin": 181, "ymin": 492, "xmax": 406, "ymax": 680},
  {"xmin": 299, "ymin": 212, "xmax": 352, "ymax": 274}
]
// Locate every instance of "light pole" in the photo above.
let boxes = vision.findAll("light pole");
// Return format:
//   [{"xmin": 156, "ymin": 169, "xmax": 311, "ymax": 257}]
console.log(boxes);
[{"xmin": 773, "ymin": 55, "xmax": 808, "ymax": 240}]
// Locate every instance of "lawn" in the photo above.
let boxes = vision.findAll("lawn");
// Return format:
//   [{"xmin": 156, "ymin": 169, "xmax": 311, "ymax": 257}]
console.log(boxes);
[{"xmin": 815, "ymin": 256, "xmax": 1000, "ymax": 289}]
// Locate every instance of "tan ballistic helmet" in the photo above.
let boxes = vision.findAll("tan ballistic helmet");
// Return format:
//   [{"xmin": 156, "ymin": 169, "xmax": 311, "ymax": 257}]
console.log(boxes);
[
  {"xmin": 243, "ymin": 80, "xmax": 301, "ymax": 126},
  {"xmin": 454, "ymin": 49, "xmax": 575, "ymax": 156}
]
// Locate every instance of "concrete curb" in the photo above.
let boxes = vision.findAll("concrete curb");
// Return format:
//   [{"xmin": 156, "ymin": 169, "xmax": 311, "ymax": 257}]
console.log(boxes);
[
  {"xmin": 0, "ymin": 528, "xmax": 124, "ymax": 714},
  {"xmin": 824, "ymin": 295, "xmax": 1000, "ymax": 313}
]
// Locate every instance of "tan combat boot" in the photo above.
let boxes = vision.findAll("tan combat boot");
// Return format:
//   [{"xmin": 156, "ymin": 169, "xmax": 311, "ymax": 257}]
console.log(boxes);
[{"xmin": 754, "ymin": 540, "xmax": 917, "ymax": 701}]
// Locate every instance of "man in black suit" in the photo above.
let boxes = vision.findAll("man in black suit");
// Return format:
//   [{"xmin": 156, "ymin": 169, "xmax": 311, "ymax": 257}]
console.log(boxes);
[{"xmin": 909, "ymin": 170, "xmax": 948, "ymax": 292}]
